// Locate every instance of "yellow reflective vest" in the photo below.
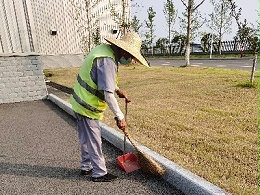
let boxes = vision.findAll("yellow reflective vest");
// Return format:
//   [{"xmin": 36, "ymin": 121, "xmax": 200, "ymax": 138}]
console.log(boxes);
[{"xmin": 70, "ymin": 44, "xmax": 116, "ymax": 120}]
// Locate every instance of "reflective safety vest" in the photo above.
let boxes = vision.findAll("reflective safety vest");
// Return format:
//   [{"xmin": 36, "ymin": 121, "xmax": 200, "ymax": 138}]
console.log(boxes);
[{"xmin": 70, "ymin": 44, "xmax": 116, "ymax": 120}]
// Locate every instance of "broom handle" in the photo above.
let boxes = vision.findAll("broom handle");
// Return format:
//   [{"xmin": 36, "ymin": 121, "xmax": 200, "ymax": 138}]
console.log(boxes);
[
  {"xmin": 123, "ymin": 100, "xmax": 142, "ymax": 152},
  {"xmin": 123, "ymin": 102, "xmax": 165, "ymax": 176},
  {"xmin": 123, "ymin": 130, "xmax": 139, "ymax": 151}
]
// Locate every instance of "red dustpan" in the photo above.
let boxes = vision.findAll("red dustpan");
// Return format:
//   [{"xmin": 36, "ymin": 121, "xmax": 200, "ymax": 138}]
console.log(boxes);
[
  {"xmin": 117, "ymin": 100, "xmax": 140, "ymax": 173},
  {"xmin": 117, "ymin": 136, "xmax": 140, "ymax": 173}
]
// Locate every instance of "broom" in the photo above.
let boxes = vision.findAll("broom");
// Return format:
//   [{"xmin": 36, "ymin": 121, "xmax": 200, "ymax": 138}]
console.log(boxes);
[
  {"xmin": 123, "ymin": 130, "xmax": 165, "ymax": 177},
  {"xmin": 117, "ymin": 101, "xmax": 165, "ymax": 177}
]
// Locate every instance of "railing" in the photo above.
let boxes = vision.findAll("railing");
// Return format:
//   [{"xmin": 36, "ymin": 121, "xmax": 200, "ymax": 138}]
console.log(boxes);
[{"xmin": 142, "ymin": 41, "xmax": 258, "ymax": 56}]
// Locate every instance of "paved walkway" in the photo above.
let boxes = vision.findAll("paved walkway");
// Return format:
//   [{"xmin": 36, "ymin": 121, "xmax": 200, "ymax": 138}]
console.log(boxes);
[{"xmin": 0, "ymin": 100, "xmax": 183, "ymax": 195}]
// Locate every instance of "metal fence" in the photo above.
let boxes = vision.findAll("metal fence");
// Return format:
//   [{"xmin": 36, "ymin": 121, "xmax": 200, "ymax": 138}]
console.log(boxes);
[{"xmin": 142, "ymin": 40, "xmax": 257, "ymax": 56}]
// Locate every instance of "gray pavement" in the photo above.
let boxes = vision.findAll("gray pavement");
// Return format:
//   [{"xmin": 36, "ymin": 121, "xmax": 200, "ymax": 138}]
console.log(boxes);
[
  {"xmin": 0, "ymin": 100, "xmax": 183, "ymax": 195},
  {"xmin": 148, "ymin": 57, "xmax": 259, "ymax": 71}
]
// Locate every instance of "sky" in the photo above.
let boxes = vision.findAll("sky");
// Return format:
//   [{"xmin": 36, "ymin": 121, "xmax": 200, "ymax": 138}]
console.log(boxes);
[{"xmin": 131, "ymin": 0, "xmax": 259, "ymax": 43}]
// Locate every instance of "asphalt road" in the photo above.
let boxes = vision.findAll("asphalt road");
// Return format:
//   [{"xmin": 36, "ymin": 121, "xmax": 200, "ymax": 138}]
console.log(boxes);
[
  {"xmin": 0, "ymin": 100, "xmax": 183, "ymax": 195},
  {"xmin": 147, "ymin": 57, "xmax": 259, "ymax": 71}
]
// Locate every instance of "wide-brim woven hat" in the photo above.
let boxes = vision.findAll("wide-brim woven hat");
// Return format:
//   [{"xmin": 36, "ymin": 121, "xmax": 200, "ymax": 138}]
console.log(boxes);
[{"xmin": 104, "ymin": 32, "xmax": 149, "ymax": 67}]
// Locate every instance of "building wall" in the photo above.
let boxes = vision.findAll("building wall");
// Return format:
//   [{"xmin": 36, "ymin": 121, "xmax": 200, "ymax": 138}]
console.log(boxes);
[
  {"xmin": 30, "ymin": 0, "xmax": 82, "ymax": 54},
  {"xmin": 0, "ymin": 0, "xmax": 131, "ymax": 55},
  {"xmin": 39, "ymin": 54, "xmax": 84, "ymax": 69},
  {"xmin": 0, "ymin": 53, "xmax": 47, "ymax": 104},
  {"xmin": 0, "ymin": 0, "xmax": 35, "ymax": 53}
]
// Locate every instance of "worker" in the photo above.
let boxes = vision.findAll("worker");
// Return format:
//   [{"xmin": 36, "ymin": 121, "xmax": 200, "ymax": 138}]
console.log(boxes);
[{"xmin": 70, "ymin": 32, "xmax": 149, "ymax": 182}]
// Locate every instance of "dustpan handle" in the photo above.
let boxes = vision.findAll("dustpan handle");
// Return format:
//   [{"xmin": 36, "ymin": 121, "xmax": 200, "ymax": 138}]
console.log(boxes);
[
  {"xmin": 123, "ymin": 135, "xmax": 126, "ymax": 155},
  {"xmin": 115, "ymin": 100, "xmax": 129, "ymax": 155},
  {"xmin": 123, "ymin": 100, "xmax": 128, "ymax": 155},
  {"xmin": 125, "ymin": 99, "xmax": 128, "ymax": 121}
]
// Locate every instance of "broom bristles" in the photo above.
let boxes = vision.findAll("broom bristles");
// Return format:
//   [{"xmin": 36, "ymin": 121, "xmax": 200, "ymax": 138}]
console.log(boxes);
[
  {"xmin": 124, "ymin": 132, "xmax": 165, "ymax": 177},
  {"xmin": 136, "ymin": 150, "xmax": 165, "ymax": 177}
]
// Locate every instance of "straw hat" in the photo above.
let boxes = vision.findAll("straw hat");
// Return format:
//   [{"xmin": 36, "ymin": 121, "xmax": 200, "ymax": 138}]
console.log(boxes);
[{"xmin": 104, "ymin": 32, "xmax": 149, "ymax": 67}]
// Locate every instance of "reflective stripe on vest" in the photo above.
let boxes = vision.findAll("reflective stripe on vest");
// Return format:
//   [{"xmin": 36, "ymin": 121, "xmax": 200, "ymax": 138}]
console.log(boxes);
[
  {"xmin": 77, "ymin": 74, "xmax": 105, "ymax": 101},
  {"xmin": 72, "ymin": 92, "xmax": 102, "ymax": 113}
]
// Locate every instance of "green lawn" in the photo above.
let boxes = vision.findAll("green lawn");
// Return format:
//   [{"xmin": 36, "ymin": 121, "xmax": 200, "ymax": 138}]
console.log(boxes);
[{"xmin": 44, "ymin": 65, "xmax": 259, "ymax": 195}]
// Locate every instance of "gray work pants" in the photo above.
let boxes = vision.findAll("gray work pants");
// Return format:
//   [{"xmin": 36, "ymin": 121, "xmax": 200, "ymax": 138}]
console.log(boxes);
[{"xmin": 75, "ymin": 113, "xmax": 107, "ymax": 177}]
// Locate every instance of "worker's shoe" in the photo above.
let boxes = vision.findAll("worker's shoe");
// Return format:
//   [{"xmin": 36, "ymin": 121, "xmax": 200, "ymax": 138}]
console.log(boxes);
[
  {"xmin": 80, "ymin": 169, "xmax": 93, "ymax": 176},
  {"xmin": 92, "ymin": 173, "xmax": 117, "ymax": 182}
]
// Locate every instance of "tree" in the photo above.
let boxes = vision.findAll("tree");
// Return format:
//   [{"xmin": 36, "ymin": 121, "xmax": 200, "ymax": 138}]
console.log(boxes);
[
  {"xmin": 155, "ymin": 38, "xmax": 169, "ymax": 55},
  {"xmin": 155, "ymin": 38, "xmax": 169, "ymax": 48},
  {"xmin": 255, "ymin": 10, "xmax": 259, "ymax": 36},
  {"xmin": 179, "ymin": 9, "xmax": 206, "ymax": 42},
  {"xmin": 109, "ymin": 0, "xmax": 131, "ymax": 36},
  {"xmin": 92, "ymin": 26, "xmax": 101, "ymax": 46},
  {"xmin": 69, "ymin": 0, "xmax": 100, "ymax": 53},
  {"xmin": 228, "ymin": 0, "xmax": 259, "ymax": 51},
  {"xmin": 234, "ymin": 24, "xmax": 258, "ymax": 51},
  {"xmin": 131, "ymin": 15, "xmax": 142, "ymax": 33},
  {"xmin": 172, "ymin": 34, "xmax": 186, "ymax": 54},
  {"xmin": 180, "ymin": 0, "xmax": 206, "ymax": 66},
  {"xmin": 130, "ymin": 1, "xmax": 145, "ymax": 34},
  {"xmin": 144, "ymin": 7, "xmax": 156, "ymax": 47},
  {"xmin": 228, "ymin": 0, "xmax": 259, "ymax": 84},
  {"xmin": 163, "ymin": 0, "xmax": 177, "ymax": 53},
  {"xmin": 200, "ymin": 33, "xmax": 218, "ymax": 52},
  {"xmin": 228, "ymin": 0, "xmax": 243, "ymax": 29},
  {"xmin": 209, "ymin": 0, "xmax": 232, "ymax": 54}
]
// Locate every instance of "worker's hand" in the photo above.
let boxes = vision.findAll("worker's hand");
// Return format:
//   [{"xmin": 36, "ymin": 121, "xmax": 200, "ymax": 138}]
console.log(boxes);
[
  {"xmin": 115, "ymin": 117, "xmax": 127, "ymax": 132},
  {"xmin": 116, "ymin": 89, "xmax": 131, "ymax": 103}
]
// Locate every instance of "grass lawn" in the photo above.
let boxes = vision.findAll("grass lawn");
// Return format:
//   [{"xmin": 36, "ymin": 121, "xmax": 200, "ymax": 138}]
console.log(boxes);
[{"xmin": 44, "ymin": 65, "xmax": 259, "ymax": 195}]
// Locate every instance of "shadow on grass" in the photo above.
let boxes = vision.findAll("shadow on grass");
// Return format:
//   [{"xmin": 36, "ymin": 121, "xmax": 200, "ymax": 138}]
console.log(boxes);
[{"xmin": 235, "ymin": 81, "xmax": 258, "ymax": 88}]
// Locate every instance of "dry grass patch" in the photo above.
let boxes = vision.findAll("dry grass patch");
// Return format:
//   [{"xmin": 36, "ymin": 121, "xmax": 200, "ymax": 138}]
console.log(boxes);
[{"xmin": 44, "ymin": 65, "xmax": 259, "ymax": 195}]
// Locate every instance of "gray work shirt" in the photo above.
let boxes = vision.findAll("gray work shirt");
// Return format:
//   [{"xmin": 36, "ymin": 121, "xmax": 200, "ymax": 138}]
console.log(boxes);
[{"xmin": 90, "ymin": 57, "xmax": 117, "ymax": 93}]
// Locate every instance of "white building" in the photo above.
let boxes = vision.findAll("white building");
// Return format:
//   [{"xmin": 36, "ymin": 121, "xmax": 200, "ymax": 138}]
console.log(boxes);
[{"xmin": 0, "ymin": 0, "xmax": 131, "ymax": 55}]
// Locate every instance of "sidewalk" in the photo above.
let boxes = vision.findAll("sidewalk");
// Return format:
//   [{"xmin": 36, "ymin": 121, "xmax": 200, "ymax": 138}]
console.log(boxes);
[{"xmin": 0, "ymin": 100, "xmax": 183, "ymax": 195}]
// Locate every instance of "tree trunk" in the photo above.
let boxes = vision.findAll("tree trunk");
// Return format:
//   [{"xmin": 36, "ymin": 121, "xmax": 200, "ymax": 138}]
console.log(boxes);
[
  {"xmin": 185, "ymin": 1, "xmax": 192, "ymax": 66},
  {"xmin": 85, "ymin": 1, "xmax": 91, "ymax": 53},
  {"xmin": 122, "ymin": 0, "xmax": 126, "ymax": 35},
  {"xmin": 218, "ymin": 3, "xmax": 224, "ymax": 55},
  {"xmin": 250, "ymin": 51, "xmax": 258, "ymax": 84},
  {"xmin": 168, "ymin": 15, "xmax": 171, "ymax": 56}
]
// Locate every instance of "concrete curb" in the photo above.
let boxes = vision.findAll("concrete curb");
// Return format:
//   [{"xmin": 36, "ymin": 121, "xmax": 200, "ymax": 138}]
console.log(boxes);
[{"xmin": 47, "ymin": 94, "xmax": 229, "ymax": 195}]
